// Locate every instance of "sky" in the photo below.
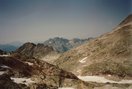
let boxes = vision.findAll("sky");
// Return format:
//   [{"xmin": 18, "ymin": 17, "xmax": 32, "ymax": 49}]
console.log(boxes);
[
  {"xmin": 131, "ymin": 0, "xmax": 132, "ymax": 12},
  {"xmin": 0, "ymin": 0, "xmax": 131, "ymax": 44}
]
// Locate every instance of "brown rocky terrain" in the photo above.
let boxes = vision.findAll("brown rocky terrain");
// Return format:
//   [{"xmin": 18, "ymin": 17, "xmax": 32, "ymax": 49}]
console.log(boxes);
[
  {"xmin": 14, "ymin": 38, "xmax": 91, "ymax": 64},
  {"xmin": 1, "ymin": 14, "xmax": 132, "ymax": 89},
  {"xmin": 0, "ymin": 56, "xmax": 81, "ymax": 88},
  {"xmin": 15, "ymin": 42, "xmax": 57, "ymax": 60},
  {"xmin": 55, "ymin": 14, "xmax": 132, "ymax": 78}
]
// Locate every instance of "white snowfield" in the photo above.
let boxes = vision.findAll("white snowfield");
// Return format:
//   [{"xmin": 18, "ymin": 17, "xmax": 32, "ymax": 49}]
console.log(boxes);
[
  {"xmin": 79, "ymin": 57, "xmax": 87, "ymax": 63},
  {"xmin": 78, "ymin": 76, "xmax": 132, "ymax": 84},
  {"xmin": 11, "ymin": 78, "xmax": 35, "ymax": 85}
]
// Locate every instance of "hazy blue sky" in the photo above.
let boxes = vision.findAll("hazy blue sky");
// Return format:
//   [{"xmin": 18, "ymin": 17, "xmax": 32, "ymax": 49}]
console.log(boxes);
[
  {"xmin": 0, "ymin": 0, "xmax": 131, "ymax": 44},
  {"xmin": 131, "ymin": 0, "xmax": 132, "ymax": 12}
]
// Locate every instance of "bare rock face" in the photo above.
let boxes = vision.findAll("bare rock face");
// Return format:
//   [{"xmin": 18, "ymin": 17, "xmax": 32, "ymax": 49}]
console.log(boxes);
[
  {"xmin": 55, "ymin": 14, "xmax": 132, "ymax": 77},
  {"xmin": 16, "ymin": 42, "xmax": 36, "ymax": 58},
  {"xmin": 33, "ymin": 44, "xmax": 54, "ymax": 59}
]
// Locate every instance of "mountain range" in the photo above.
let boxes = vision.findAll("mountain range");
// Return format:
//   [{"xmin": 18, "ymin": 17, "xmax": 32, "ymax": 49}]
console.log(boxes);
[
  {"xmin": 13, "ymin": 38, "xmax": 92, "ymax": 63},
  {"xmin": 0, "ymin": 44, "xmax": 18, "ymax": 52},
  {"xmin": 43, "ymin": 37, "xmax": 92, "ymax": 53},
  {"xmin": 0, "ymin": 14, "xmax": 132, "ymax": 89},
  {"xmin": 0, "ymin": 38, "xmax": 91, "ymax": 53}
]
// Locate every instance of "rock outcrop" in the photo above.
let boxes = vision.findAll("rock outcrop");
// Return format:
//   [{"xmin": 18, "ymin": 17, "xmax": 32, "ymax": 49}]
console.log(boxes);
[{"xmin": 15, "ymin": 42, "xmax": 55, "ymax": 59}]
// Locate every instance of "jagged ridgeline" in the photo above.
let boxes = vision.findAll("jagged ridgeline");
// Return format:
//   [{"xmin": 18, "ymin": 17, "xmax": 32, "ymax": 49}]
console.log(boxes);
[
  {"xmin": 14, "ymin": 38, "xmax": 91, "ymax": 63},
  {"xmin": 43, "ymin": 37, "xmax": 92, "ymax": 52}
]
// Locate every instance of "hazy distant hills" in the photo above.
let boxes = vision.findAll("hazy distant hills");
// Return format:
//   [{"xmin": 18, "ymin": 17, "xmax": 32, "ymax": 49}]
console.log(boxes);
[
  {"xmin": 0, "ymin": 41, "xmax": 23, "ymax": 52},
  {"xmin": 1, "ymin": 38, "xmax": 91, "ymax": 53},
  {"xmin": 0, "ymin": 44, "xmax": 17, "ymax": 52},
  {"xmin": 56, "ymin": 14, "xmax": 132, "ymax": 77}
]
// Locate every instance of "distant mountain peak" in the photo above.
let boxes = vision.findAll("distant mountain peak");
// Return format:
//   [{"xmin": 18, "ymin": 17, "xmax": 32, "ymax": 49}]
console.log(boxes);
[
  {"xmin": 23, "ymin": 42, "xmax": 36, "ymax": 46},
  {"xmin": 43, "ymin": 37, "xmax": 91, "ymax": 52},
  {"xmin": 15, "ymin": 42, "xmax": 54, "ymax": 59}
]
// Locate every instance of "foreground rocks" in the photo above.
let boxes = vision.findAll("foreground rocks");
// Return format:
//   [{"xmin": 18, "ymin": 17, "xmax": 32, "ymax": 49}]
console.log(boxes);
[
  {"xmin": 0, "ymin": 56, "xmax": 80, "ymax": 88},
  {"xmin": 0, "ymin": 56, "xmax": 132, "ymax": 89}
]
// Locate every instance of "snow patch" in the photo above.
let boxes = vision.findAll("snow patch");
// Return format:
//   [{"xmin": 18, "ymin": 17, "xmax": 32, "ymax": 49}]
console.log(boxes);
[
  {"xmin": 49, "ymin": 41, "xmax": 52, "ymax": 44},
  {"xmin": 11, "ymin": 77, "xmax": 35, "ymax": 85},
  {"xmin": 79, "ymin": 57, "xmax": 87, "ymax": 63},
  {"xmin": 78, "ymin": 76, "xmax": 132, "ymax": 84},
  {"xmin": 0, "ymin": 71, "xmax": 5, "ymax": 75},
  {"xmin": 0, "ymin": 55, "xmax": 9, "ymax": 57},
  {"xmin": 0, "ymin": 65, "xmax": 11, "ymax": 69},
  {"xmin": 25, "ymin": 62, "xmax": 34, "ymax": 66}
]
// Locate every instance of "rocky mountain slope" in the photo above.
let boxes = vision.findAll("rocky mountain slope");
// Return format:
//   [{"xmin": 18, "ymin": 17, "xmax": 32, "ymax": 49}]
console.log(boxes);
[
  {"xmin": 0, "ymin": 56, "xmax": 81, "ymax": 88},
  {"xmin": 55, "ymin": 14, "xmax": 132, "ymax": 77},
  {"xmin": 43, "ymin": 37, "xmax": 92, "ymax": 53},
  {"xmin": 15, "ymin": 42, "xmax": 56, "ymax": 59},
  {"xmin": 15, "ymin": 37, "xmax": 91, "ymax": 63},
  {"xmin": 1, "ymin": 56, "xmax": 131, "ymax": 89},
  {"xmin": 1, "ymin": 15, "xmax": 132, "ymax": 89}
]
